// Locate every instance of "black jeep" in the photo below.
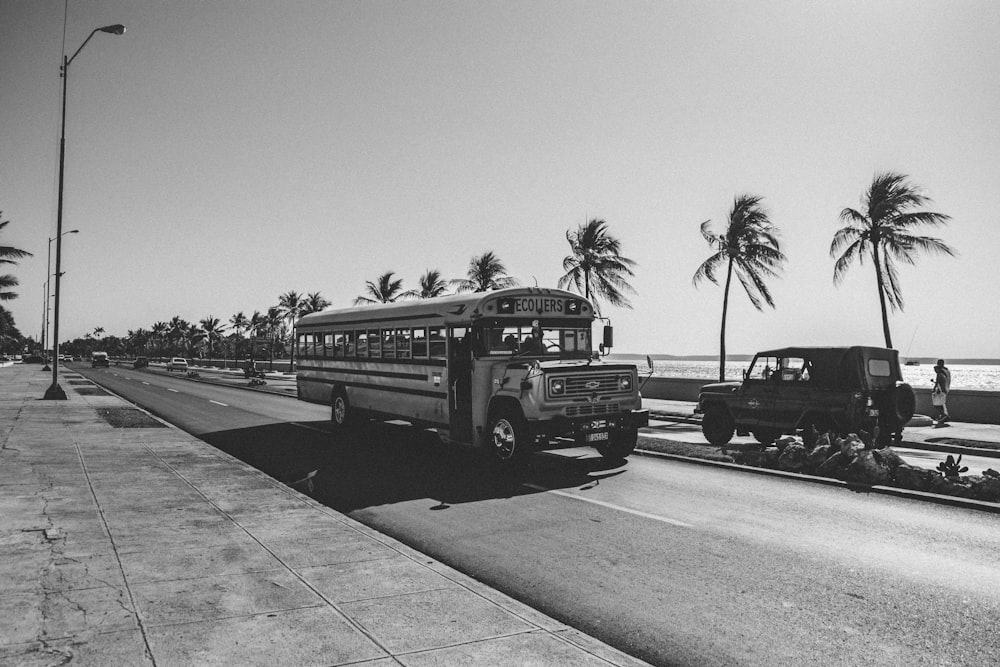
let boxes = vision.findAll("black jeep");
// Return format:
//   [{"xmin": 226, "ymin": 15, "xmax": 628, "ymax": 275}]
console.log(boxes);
[{"xmin": 696, "ymin": 346, "xmax": 915, "ymax": 447}]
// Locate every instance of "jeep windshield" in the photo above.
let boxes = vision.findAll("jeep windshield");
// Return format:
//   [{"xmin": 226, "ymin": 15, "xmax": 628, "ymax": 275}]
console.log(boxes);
[{"xmin": 476, "ymin": 321, "xmax": 592, "ymax": 359}]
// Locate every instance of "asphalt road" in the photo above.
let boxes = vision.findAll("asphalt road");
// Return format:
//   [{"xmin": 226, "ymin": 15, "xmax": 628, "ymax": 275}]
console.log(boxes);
[{"xmin": 77, "ymin": 364, "xmax": 1000, "ymax": 666}]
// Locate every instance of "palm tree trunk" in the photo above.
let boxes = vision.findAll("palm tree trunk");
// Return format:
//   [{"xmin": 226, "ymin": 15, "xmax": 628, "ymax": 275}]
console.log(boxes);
[
  {"xmin": 871, "ymin": 245, "xmax": 893, "ymax": 348},
  {"xmin": 719, "ymin": 258, "xmax": 734, "ymax": 382}
]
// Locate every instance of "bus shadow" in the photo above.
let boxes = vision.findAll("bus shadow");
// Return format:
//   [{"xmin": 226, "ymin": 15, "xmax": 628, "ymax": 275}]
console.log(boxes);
[{"xmin": 200, "ymin": 420, "xmax": 628, "ymax": 513}]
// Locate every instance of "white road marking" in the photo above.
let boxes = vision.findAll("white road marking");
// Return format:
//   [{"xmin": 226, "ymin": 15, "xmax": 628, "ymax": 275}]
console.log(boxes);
[
  {"xmin": 167, "ymin": 388, "xmax": 179, "ymax": 393},
  {"xmin": 142, "ymin": 382, "xmax": 150, "ymax": 385},
  {"xmin": 522, "ymin": 483, "xmax": 694, "ymax": 528},
  {"xmin": 209, "ymin": 400, "xmax": 228, "ymax": 407}
]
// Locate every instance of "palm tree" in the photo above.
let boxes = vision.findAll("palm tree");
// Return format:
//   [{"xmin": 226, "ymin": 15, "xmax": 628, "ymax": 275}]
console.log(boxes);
[
  {"xmin": 168, "ymin": 316, "xmax": 190, "ymax": 356},
  {"xmin": 693, "ymin": 194, "xmax": 787, "ymax": 381},
  {"xmin": 451, "ymin": 251, "xmax": 518, "ymax": 292},
  {"xmin": 151, "ymin": 321, "xmax": 168, "ymax": 357},
  {"xmin": 403, "ymin": 269, "xmax": 449, "ymax": 299},
  {"xmin": 277, "ymin": 291, "xmax": 306, "ymax": 368},
  {"xmin": 199, "ymin": 316, "xmax": 226, "ymax": 358},
  {"xmin": 1, "ymin": 212, "xmax": 33, "ymax": 301},
  {"xmin": 832, "ymin": 171, "xmax": 955, "ymax": 348},
  {"xmin": 264, "ymin": 306, "xmax": 285, "ymax": 366},
  {"xmin": 302, "ymin": 292, "xmax": 331, "ymax": 314},
  {"xmin": 354, "ymin": 272, "xmax": 405, "ymax": 305},
  {"xmin": 229, "ymin": 312, "xmax": 248, "ymax": 360},
  {"xmin": 558, "ymin": 219, "xmax": 637, "ymax": 315}
]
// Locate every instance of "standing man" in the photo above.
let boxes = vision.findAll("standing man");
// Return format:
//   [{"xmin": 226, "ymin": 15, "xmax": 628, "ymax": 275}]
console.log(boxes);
[{"xmin": 932, "ymin": 359, "xmax": 951, "ymax": 425}]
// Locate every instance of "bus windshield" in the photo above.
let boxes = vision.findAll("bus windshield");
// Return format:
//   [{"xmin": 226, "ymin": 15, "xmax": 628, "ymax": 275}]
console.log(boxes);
[{"xmin": 478, "ymin": 323, "xmax": 592, "ymax": 357}]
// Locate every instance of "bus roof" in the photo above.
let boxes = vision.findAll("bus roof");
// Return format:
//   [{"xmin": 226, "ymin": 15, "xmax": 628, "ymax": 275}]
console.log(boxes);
[{"xmin": 297, "ymin": 287, "xmax": 594, "ymax": 330}]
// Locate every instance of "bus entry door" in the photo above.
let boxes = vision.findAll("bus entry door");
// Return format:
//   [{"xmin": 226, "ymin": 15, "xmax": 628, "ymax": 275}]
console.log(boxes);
[{"xmin": 448, "ymin": 330, "xmax": 473, "ymax": 442}]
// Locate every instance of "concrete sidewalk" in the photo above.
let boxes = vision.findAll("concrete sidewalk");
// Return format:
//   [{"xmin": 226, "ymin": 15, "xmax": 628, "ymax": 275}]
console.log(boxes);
[{"xmin": 0, "ymin": 364, "xmax": 647, "ymax": 666}]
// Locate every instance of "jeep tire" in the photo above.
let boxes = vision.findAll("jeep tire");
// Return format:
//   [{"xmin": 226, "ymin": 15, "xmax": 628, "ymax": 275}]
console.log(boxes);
[{"xmin": 702, "ymin": 405, "xmax": 735, "ymax": 446}]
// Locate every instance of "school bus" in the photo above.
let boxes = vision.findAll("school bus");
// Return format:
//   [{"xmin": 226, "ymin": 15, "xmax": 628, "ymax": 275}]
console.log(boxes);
[{"xmin": 295, "ymin": 287, "xmax": 648, "ymax": 466}]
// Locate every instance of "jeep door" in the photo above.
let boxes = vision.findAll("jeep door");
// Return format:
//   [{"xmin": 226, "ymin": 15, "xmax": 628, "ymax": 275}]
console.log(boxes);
[
  {"xmin": 737, "ymin": 355, "xmax": 779, "ymax": 429},
  {"xmin": 771, "ymin": 356, "xmax": 813, "ymax": 430}
]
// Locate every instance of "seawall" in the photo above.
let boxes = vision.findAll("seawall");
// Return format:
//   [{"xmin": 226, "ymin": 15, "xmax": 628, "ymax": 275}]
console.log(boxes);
[{"xmin": 642, "ymin": 376, "xmax": 1000, "ymax": 425}]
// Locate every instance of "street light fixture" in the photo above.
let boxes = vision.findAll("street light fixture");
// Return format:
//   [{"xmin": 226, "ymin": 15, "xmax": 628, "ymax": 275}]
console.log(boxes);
[{"xmin": 44, "ymin": 24, "xmax": 125, "ymax": 400}]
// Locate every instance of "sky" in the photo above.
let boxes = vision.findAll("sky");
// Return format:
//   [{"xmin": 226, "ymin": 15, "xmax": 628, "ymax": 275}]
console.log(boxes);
[{"xmin": 2, "ymin": 0, "xmax": 998, "ymax": 359}]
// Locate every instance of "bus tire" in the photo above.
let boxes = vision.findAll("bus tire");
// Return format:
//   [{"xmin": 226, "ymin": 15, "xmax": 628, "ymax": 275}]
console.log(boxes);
[
  {"xmin": 486, "ymin": 407, "xmax": 529, "ymax": 468},
  {"xmin": 597, "ymin": 428, "xmax": 637, "ymax": 461},
  {"xmin": 331, "ymin": 388, "xmax": 352, "ymax": 428}
]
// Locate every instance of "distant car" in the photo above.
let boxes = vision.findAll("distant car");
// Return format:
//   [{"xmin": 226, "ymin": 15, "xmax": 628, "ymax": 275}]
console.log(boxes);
[
  {"xmin": 91, "ymin": 351, "xmax": 110, "ymax": 368},
  {"xmin": 166, "ymin": 357, "xmax": 188, "ymax": 372},
  {"xmin": 133, "ymin": 356, "xmax": 149, "ymax": 369}
]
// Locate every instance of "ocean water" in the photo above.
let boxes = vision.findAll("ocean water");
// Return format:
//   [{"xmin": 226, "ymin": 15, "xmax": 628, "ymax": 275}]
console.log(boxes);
[{"xmin": 646, "ymin": 360, "xmax": 1000, "ymax": 391}]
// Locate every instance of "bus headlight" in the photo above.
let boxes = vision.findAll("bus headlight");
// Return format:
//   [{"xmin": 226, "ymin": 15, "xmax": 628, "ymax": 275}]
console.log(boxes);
[
  {"xmin": 618, "ymin": 375, "xmax": 632, "ymax": 391},
  {"xmin": 549, "ymin": 378, "xmax": 565, "ymax": 395}
]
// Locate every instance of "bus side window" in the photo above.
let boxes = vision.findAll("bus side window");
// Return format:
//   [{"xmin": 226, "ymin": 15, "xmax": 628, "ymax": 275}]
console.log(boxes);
[
  {"xmin": 383, "ymin": 329, "xmax": 396, "ymax": 359},
  {"xmin": 396, "ymin": 328, "xmax": 412, "ymax": 359},
  {"xmin": 334, "ymin": 333, "xmax": 345, "ymax": 358},
  {"xmin": 323, "ymin": 333, "xmax": 334, "ymax": 357},
  {"xmin": 356, "ymin": 330, "xmax": 368, "ymax": 357},
  {"xmin": 429, "ymin": 327, "xmax": 446, "ymax": 358},
  {"xmin": 297, "ymin": 333, "xmax": 306, "ymax": 358},
  {"xmin": 368, "ymin": 330, "xmax": 381, "ymax": 358},
  {"xmin": 344, "ymin": 331, "xmax": 355, "ymax": 357},
  {"xmin": 412, "ymin": 327, "xmax": 427, "ymax": 357}
]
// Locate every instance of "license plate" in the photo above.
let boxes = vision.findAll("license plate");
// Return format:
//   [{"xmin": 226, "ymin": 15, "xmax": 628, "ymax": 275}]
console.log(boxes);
[{"xmin": 586, "ymin": 431, "xmax": 609, "ymax": 442}]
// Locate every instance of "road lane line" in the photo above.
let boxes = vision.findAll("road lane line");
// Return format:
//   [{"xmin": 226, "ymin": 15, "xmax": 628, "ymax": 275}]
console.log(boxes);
[
  {"xmin": 167, "ymin": 389, "xmax": 179, "ymax": 393},
  {"xmin": 292, "ymin": 422, "xmax": 330, "ymax": 435},
  {"xmin": 142, "ymin": 382, "xmax": 150, "ymax": 385},
  {"xmin": 209, "ymin": 400, "xmax": 228, "ymax": 407},
  {"xmin": 523, "ymin": 483, "xmax": 693, "ymax": 528}
]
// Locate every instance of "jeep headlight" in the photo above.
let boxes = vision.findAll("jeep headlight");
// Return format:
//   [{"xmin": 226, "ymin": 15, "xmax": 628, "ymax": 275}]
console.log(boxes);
[
  {"xmin": 549, "ymin": 378, "xmax": 565, "ymax": 395},
  {"xmin": 618, "ymin": 375, "xmax": 632, "ymax": 391}
]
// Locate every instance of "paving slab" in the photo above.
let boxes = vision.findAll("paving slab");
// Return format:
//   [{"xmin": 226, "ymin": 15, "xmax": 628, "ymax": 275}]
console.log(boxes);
[{"xmin": 0, "ymin": 363, "xmax": 647, "ymax": 666}]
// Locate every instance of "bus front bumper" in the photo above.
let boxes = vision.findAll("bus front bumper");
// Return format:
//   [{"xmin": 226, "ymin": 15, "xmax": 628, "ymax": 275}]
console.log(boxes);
[{"xmin": 530, "ymin": 409, "xmax": 649, "ymax": 443}]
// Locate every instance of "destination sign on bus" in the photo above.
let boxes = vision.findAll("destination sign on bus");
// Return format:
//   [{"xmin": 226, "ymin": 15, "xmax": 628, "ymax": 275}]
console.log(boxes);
[{"xmin": 495, "ymin": 297, "xmax": 584, "ymax": 316}]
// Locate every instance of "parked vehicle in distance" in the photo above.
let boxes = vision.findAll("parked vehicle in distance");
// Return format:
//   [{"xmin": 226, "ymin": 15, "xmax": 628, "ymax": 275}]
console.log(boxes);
[
  {"xmin": 696, "ymin": 346, "xmax": 915, "ymax": 448},
  {"xmin": 166, "ymin": 357, "xmax": 188, "ymax": 372},
  {"xmin": 133, "ymin": 356, "xmax": 149, "ymax": 369},
  {"xmin": 91, "ymin": 351, "xmax": 110, "ymax": 368}
]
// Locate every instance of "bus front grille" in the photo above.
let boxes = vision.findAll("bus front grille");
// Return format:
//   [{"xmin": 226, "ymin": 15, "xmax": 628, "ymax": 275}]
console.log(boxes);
[
  {"xmin": 561, "ymin": 374, "xmax": 623, "ymax": 397},
  {"xmin": 566, "ymin": 402, "xmax": 621, "ymax": 417}
]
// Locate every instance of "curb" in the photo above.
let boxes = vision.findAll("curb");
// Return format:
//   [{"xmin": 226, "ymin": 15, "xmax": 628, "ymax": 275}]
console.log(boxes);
[{"xmin": 632, "ymin": 447, "xmax": 1000, "ymax": 515}]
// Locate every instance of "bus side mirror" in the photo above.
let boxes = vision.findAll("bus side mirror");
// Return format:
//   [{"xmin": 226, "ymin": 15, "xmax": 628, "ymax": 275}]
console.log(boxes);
[{"xmin": 602, "ymin": 325, "xmax": 613, "ymax": 352}]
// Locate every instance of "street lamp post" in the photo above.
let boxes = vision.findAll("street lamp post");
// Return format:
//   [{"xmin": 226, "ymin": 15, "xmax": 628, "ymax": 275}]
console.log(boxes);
[
  {"xmin": 45, "ymin": 24, "xmax": 125, "ymax": 400},
  {"xmin": 42, "ymin": 230, "xmax": 78, "ymax": 371}
]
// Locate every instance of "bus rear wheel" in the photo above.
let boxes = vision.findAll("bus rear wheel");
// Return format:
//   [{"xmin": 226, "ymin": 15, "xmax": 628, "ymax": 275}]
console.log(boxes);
[
  {"xmin": 331, "ymin": 388, "xmax": 352, "ymax": 428},
  {"xmin": 486, "ymin": 408, "xmax": 528, "ymax": 468}
]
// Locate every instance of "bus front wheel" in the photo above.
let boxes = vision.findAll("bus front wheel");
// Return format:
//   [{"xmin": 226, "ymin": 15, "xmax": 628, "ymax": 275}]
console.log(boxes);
[
  {"xmin": 331, "ymin": 388, "xmax": 352, "ymax": 427},
  {"xmin": 486, "ymin": 408, "xmax": 528, "ymax": 468}
]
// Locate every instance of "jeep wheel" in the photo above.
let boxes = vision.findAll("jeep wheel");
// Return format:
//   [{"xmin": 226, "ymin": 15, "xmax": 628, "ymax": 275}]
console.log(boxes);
[
  {"xmin": 597, "ymin": 428, "xmax": 638, "ymax": 461},
  {"xmin": 753, "ymin": 429, "xmax": 781, "ymax": 446},
  {"xmin": 702, "ymin": 406, "xmax": 734, "ymax": 446},
  {"xmin": 891, "ymin": 383, "xmax": 916, "ymax": 425}
]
